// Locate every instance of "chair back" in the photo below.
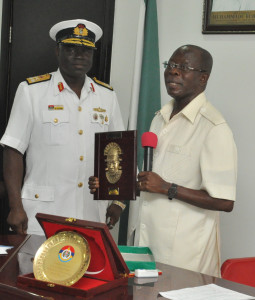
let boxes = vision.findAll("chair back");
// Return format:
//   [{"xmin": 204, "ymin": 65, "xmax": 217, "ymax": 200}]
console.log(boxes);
[{"xmin": 221, "ymin": 257, "xmax": 255, "ymax": 287}]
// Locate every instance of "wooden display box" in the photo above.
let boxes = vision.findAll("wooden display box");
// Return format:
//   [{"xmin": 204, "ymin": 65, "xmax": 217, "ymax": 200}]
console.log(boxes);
[
  {"xmin": 17, "ymin": 213, "xmax": 129, "ymax": 298},
  {"xmin": 94, "ymin": 130, "xmax": 137, "ymax": 200}
]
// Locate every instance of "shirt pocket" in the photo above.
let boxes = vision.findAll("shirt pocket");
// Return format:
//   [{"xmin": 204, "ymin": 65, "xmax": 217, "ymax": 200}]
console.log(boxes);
[
  {"xmin": 162, "ymin": 144, "xmax": 191, "ymax": 183},
  {"xmin": 42, "ymin": 111, "xmax": 70, "ymax": 145},
  {"xmin": 21, "ymin": 184, "xmax": 54, "ymax": 202}
]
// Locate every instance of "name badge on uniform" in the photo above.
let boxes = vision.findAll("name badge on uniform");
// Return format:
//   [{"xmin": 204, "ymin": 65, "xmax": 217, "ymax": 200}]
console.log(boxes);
[{"xmin": 48, "ymin": 105, "xmax": 64, "ymax": 110}]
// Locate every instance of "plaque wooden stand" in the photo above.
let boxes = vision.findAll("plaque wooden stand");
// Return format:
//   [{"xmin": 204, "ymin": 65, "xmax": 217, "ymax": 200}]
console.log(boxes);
[{"xmin": 94, "ymin": 130, "xmax": 137, "ymax": 200}]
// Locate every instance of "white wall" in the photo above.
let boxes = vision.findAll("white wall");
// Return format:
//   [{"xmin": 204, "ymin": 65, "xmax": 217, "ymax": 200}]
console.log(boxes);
[
  {"xmin": 111, "ymin": 0, "xmax": 255, "ymax": 263},
  {"xmin": 111, "ymin": 0, "xmax": 141, "ymax": 128}
]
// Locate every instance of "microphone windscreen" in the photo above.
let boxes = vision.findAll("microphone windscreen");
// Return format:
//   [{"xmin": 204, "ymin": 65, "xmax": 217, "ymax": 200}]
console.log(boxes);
[{"xmin": 141, "ymin": 132, "xmax": 158, "ymax": 148}]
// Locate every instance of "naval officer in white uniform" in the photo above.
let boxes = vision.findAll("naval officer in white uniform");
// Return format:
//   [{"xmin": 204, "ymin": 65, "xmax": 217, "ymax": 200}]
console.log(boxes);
[{"xmin": 1, "ymin": 19, "xmax": 125, "ymax": 235}]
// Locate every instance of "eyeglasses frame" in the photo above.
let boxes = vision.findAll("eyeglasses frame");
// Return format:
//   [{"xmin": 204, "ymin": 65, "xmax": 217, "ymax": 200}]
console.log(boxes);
[{"xmin": 163, "ymin": 61, "xmax": 207, "ymax": 73}]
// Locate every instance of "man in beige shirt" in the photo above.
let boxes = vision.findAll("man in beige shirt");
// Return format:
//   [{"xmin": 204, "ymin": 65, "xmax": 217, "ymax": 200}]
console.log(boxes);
[
  {"xmin": 135, "ymin": 45, "xmax": 237, "ymax": 277},
  {"xmin": 89, "ymin": 44, "xmax": 237, "ymax": 277}
]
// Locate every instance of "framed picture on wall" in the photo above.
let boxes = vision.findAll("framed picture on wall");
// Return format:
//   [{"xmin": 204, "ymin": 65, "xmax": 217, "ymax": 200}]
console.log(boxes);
[{"xmin": 203, "ymin": 0, "xmax": 255, "ymax": 33}]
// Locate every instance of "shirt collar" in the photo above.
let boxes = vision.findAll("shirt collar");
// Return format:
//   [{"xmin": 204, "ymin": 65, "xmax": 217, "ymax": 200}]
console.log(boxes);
[
  {"xmin": 84, "ymin": 76, "xmax": 97, "ymax": 95},
  {"xmin": 160, "ymin": 92, "xmax": 207, "ymax": 124},
  {"xmin": 181, "ymin": 92, "xmax": 207, "ymax": 123},
  {"xmin": 53, "ymin": 69, "xmax": 69, "ymax": 95},
  {"xmin": 53, "ymin": 69, "xmax": 95, "ymax": 96}
]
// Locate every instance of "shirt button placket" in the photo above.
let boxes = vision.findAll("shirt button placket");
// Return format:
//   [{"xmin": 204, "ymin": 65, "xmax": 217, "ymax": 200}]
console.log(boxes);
[
  {"xmin": 78, "ymin": 182, "xmax": 83, "ymax": 188},
  {"xmin": 77, "ymin": 105, "xmax": 84, "ymax": 195},
  {"xmin": 78, "ymin": 108, "xmax": 84, "ymax": 160}
]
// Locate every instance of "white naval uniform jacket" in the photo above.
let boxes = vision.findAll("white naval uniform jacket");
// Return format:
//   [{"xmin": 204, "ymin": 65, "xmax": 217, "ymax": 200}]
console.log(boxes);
[
  {"xmin": 1, "ymin": 69, "xmax": 125, "ymax": 234},
  {"xmin": 135, "ymin": 93, "xmax": 237, "ymax": 277}
]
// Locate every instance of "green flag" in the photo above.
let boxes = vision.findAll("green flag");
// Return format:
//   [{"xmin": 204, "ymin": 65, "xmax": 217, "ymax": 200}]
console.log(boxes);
[
  {"xmin": 126, "ymin": 0, "xmax": 161, "ymax": 245},
  {"xmin": 137, "ymin": 0, "xmax": 161, "ymax": 171}
]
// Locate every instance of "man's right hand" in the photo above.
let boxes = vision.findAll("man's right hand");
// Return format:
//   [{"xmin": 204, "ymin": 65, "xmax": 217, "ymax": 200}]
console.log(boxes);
[
  {"xmin": 88, "ymin": 176, "xmax": 99, "ymax": 194},
  {"xmin": 3, "ymin": 146, "xmax": 27, "ymax": 234},
  {"xmin": 7, "ymin": 207, "xmax": 28, "ymax": 234}
]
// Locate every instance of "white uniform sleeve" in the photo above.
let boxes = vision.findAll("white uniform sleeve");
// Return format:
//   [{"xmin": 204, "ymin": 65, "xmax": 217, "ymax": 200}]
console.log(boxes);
[
  {"xmin": 0, "ymin": 82, "xmax": 33, "ymax": 154},
  {"xmin": 200, "ymin": 123, "xmax": 237, "ymax": 201}
]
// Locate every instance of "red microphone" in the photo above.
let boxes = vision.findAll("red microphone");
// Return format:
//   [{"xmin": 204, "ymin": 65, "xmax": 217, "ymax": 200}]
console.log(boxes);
[{"xmin": 141, "ymin": 132, "xmax": 158, "ymax": 171}]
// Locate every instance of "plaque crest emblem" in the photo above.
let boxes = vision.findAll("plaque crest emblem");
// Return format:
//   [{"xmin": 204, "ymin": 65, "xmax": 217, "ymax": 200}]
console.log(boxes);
[
  {"xmin": 58, "ymin": 245, "xmax": 75, "ymax": 262},
  {"xmin": 104, "ymin": 142, "xmax": 123, "ymax": 184},
  {"xmin": 73, "ymin": 24, "xmax": 88, "ymax": 36}
]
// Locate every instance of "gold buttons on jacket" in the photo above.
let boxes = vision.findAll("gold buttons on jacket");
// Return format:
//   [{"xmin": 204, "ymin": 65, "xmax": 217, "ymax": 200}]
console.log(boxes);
[
  {"xmin": 78, "ymin": 182, "xmax": 83, "ymax": 188},
  {"xmin": 78, "ymin": 106, "xmax": 82, "ymax": 112},
  {"xmin": 78, "ymin": 130, "xmax": 83, "ymax": 135},
  {"xmin": 80, "ymin": 156, "xmax": 84, "ymax": 161},
  {"xmin": 35, "ymin": 194, "xmax": 39, "ymax": 199},
  {"xmin": 54, "ymin": 118, "xmax": 58, "ymax": 123}
]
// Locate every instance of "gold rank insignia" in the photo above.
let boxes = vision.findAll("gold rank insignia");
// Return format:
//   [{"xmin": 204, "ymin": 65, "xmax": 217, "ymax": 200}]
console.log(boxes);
[
  {"xmin": 73, "ymin": 24, "xmax": 88, "ymax": 37},
  {"xmin": 92, "ymin": 77, "xmax": 113, "ymax": 91},
  {"xmin": 93, "ymin": 107, "xmax": 106, "ymax": 112},
  {"xmin": 26, "ymin": 74, "xmax": 52, "ymax": 85}
]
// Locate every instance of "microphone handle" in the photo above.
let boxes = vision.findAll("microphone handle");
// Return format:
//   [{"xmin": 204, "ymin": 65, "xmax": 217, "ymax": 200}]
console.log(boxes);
[{"xmin": 144, "ymin": 146, "xmax": 153, "ymax": 171}]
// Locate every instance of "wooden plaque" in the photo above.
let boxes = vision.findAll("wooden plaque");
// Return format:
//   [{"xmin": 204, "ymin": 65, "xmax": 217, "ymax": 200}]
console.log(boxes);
[{"xmin": 94, "ymin": 130, "xmax": 137, "ymax": 200}]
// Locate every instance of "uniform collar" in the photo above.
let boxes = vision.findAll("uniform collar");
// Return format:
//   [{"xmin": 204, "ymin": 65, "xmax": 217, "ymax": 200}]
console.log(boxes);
[
  {"xmin": 53, "ymin": 69, "xmax": 96, "ymax": 96},
  {"xmin": 53, "ymin": 69, "xmax": 69, "ymax": 95},
  {"xmin": 83, "ymin": 76, "xmax": 97, "ymax": 95},
  {"xmin": 160, "ymin": 92, "xmax": 207, "ymax": 124}
]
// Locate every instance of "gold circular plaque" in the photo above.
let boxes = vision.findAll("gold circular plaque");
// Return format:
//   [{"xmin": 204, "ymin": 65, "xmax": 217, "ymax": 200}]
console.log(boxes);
[{"xmin": 33, "ymin": 231, "xmax": 91, "ymax": 286}]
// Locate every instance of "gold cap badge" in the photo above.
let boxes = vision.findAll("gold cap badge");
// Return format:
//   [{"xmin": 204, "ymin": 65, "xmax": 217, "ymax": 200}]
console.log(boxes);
[{"xmin": 73, "ymin": 24, "xmax": 88, "ymax": 37}]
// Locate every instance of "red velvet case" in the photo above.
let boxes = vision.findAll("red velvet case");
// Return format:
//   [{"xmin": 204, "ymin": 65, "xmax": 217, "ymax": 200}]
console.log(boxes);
[{"xmin": 17, "ymin": 213, "xmax": 129, "ymax": 298}]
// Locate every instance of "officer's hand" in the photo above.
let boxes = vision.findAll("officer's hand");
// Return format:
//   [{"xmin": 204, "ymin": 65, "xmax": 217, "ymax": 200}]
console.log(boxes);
[
  {"xmin": 7, "ymin": 206, "xmax": 28, "ymax": 234},
  {"xmin": 106, "ymin": 204, "xmax": 122, "ymax": 230},
  {"xmin": 88, "ymin": 176, "xmax": 99, "ymax": 194}
]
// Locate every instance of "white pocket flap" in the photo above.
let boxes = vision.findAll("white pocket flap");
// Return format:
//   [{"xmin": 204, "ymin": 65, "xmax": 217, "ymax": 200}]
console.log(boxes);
[
  {"xmin": 21, "ymin": 184, "xmax": 54, "ymax": 201},
  {"xmin": 42, "ymin": 111, "xmax": 69, "ymax": 125}
]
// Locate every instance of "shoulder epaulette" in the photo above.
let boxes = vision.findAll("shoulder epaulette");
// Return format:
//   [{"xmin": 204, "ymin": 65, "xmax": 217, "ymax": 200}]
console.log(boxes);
[
  {"xmin": 26, "ymin": 73, "xmax": 52, "ymax": 85},
  {"xmin": 200, "ymin": 102, "xmax": 225, "ymax": 126},
  {"xmin": 92, "ymin": 77, "xmax": 113, "ymax": 91}
]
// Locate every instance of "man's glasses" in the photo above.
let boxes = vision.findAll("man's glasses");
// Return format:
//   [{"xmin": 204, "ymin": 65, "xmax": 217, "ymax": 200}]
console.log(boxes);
[{"xmin": 163, "ymin": 61, "xmax": 207, "ymax": 73}]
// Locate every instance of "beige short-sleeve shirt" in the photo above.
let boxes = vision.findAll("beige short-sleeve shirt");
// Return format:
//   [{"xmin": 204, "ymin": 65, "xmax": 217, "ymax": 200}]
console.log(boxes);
[{"xmin": 136, "ymin": 93, "xmax": 237, "ymax": 277}]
